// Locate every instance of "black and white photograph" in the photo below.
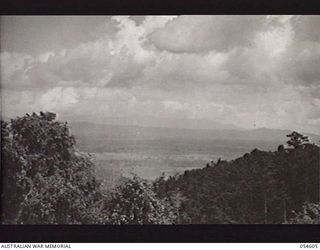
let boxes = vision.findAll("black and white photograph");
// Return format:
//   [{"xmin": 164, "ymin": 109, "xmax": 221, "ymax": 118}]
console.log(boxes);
[{"xmin": 0, "ymin": 15, "xmax": 319, "ymax": 226}]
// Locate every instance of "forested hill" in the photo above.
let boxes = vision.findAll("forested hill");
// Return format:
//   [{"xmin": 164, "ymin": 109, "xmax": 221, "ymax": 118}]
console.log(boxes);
[
  {"xmin": 1, "ymin": 113, "xmax": 319, "ymax": 224},
  {"xmin": 154, "ymin": 136, "xmax": 320, "ymax": 224}
]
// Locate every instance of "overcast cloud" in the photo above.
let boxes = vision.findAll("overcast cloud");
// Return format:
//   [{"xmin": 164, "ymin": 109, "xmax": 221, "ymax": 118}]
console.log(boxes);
[{"xmin": 1, "ymin": 15, "xmax": 320, "ymax": 134}]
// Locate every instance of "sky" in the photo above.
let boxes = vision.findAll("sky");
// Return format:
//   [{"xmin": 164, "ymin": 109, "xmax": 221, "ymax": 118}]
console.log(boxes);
[{"xmin": 1, "ymin": 15, "xmax": 320, "ymax": 134}]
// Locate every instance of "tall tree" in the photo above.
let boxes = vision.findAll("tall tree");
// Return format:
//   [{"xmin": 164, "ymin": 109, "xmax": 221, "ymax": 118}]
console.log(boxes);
[
  {"xmin": 286, "ymin": 131, "xmax": 310, "ymax": 149},
  {"xmin": 1, "ymin": 112, "xmax": 105, "ymax": 224},
  {"xmin": 107, "ymin": 175, "xmax": 177, "ymax": 224}
]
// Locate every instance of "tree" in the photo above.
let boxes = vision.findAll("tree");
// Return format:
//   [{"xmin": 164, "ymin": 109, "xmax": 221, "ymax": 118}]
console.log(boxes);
[
  {"xmin": 1, "ymin": 112, "xmax": 105, "ymax": 224},
  {"xmin": 107, "ymin": 175, "xmax": 177, "ymax": 224},
  {"xmin": 288, "ymin": 202, "xmax": 320, "ymax": 224},
  {"xmin": 153, "ymin": 138, "xmax": 319, "ymax": 224},
  {"xmin": 286, "ymin": 131, "xmax": 310, "ymax": 149}
]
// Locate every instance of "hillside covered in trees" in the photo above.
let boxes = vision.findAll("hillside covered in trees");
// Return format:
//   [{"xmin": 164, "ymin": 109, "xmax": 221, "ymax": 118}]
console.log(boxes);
[
  {"xmin": 154, "ymin": 132, "xmax": 320, "ymax": 224},
  {"xmin": 1, "ymin": 112, "xmax": 319, "ymax": 224}
]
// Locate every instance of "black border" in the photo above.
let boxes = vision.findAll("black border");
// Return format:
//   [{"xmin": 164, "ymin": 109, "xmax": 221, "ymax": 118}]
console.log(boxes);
[
  {"xmin": 0, "ymin": 225, "xmax": 320, "ymax": 242},
  {"xmin": 1, "ymin": 0, "xmax": 320, "ymax": 244},
  {"xmin": 1, "ymin": 0, "xmax": 320, "ymax": 15}
]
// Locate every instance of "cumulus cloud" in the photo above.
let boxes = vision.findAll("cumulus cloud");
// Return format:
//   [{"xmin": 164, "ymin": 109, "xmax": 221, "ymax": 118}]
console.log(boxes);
[
  {"xmin": 1, "ymin": 16, "xmax": 176, "ymax": 89},
  {"xmin": 1, "ymin": 15, "xmax": 320, "ymax": 134},
  {"xmin": 149, "ymin": 16, "xmax": 272, "ymax": 53},
  {"xmin": 0, "ymin": 52, "xmax": 34, "ymax": 89},
  {"xmin": 278, "ymin": 40, "xmax": 320, "ymax": 87},
  {"xmin": 291, "ymin": 15, "xmax": 320, "ymax": 43}
]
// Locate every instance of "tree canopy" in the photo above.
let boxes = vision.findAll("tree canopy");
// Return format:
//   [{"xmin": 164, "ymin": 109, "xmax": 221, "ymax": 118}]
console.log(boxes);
[
  {"xmin": 154, "ymin": 139, "xmax": 319, "ymax": 224},
  {"xmin": 1, "ymin": 112, "xmax": 105, "ymax": 224},
  {"xmin": 286, "ymin": 131, "xmax": 310, "ymax": 149},
  {"xmin": 106, "ymin": 175, "xmax": 177, "ymax": 224},
  {"xmin": 1, "ymin": 112, "xmax": 319, "ymax": 224}
]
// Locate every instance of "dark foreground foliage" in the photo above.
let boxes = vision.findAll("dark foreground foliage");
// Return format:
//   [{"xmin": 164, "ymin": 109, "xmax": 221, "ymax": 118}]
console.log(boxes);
[
  {"xmin": 0, "ymin": 112, "xmax": 176, "ymax": 224},
  {"xmin": 1, "ymin": 112, "xmax": 106, "ymax": 224},
  {"xmin": 154, "ymin": 132, "xmax": 320, "ymax": 224},
  {"xmin": 107, "ymin": 175, "xmax": 178, "ymax": 224},
  {"xmin": 1, "ymin": 112, "xmax": 319, "ymax": 224}
]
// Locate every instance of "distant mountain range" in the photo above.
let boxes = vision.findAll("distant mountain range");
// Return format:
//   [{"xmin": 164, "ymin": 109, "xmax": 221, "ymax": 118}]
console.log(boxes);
[
  {"xmin": 67, "ymin": 115, "xmax": 241, "ymax": 131},
  {"xmin": 3, "ymin": 113, "xmax": 319, "ymax": 145},
  {"xmin": 69, "ymin": 121, "xmax": 320, "ymax": 145}
]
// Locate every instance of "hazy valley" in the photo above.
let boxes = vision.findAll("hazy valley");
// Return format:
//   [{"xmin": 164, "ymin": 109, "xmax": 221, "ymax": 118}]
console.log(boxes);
[{"xmin": 69, "ymin": 121, "xmax": 320, "ymax": 188}]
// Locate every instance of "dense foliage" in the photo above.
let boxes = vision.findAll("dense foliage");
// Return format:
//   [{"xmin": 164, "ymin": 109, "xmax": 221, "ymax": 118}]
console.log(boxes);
[
  {"xmin": 1, "ymin": 112, "xmax": 106, "ymax": 224},
  {"xmin": 1, "ymin": 112, "xmax": 319, "ymax": 224},
  {"xmin": 106, "ymin": 175, "xmax": 178, "ymax": 224},
  {"xmin": 288, "ymin": 202, "xmax": 320, "ymax": 224},
  {"xmin": 0, "ymin": 112, "xmax": 177, "ymax": 224},
  {"xmin": 154, "ymin": 132, "xmax": 319, "ymax": 224}
]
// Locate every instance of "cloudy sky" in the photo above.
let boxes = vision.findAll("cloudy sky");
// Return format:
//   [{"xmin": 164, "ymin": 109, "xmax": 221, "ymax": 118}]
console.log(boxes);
[{"xmin": 1, "ymin": 16, "xmax": 320, "ymax": 133}]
